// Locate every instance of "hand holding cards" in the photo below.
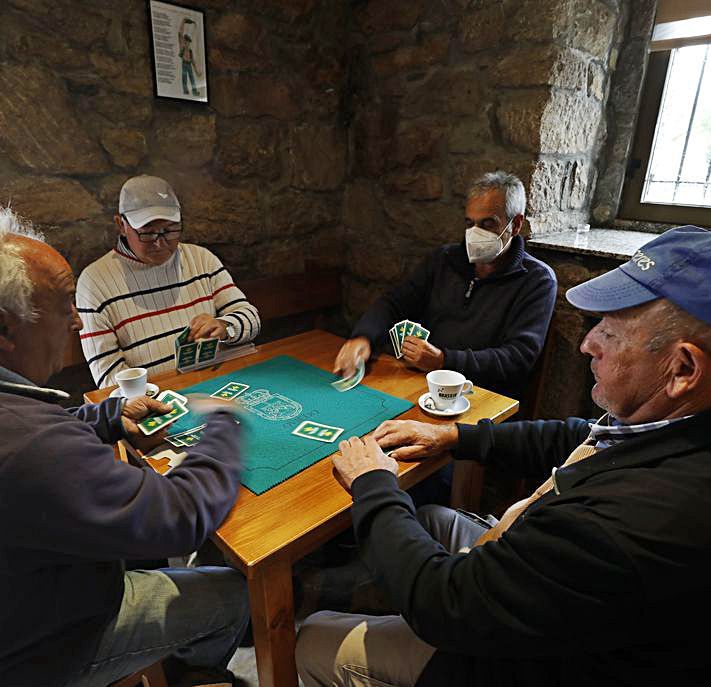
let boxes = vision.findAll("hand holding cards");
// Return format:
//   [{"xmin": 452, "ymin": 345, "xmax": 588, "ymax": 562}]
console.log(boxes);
[
  {"xmin": 331, "ymin": 359, "xmax": 365, "ymax": 392},
  {"xmin": 175, "ymin": 325, "xmax": 219, "ymax": 371},
  {"xmin": 137, "ymin": 389, "xmax": 189, "ymax": 435},
  {"xmin": 389, "ymin": 320, "xmax": 430, "ymax": 359}
]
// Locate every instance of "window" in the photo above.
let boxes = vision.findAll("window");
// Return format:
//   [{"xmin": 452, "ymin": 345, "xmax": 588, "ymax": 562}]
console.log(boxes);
[{"xmin": 619, "ymin": 1, "xmax": 711, "ymax": 226}]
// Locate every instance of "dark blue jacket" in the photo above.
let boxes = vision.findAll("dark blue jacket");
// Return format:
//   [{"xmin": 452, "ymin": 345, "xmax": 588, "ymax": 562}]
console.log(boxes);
[
  {"xmin": 351, "ymin": 237, "xmax": 557, "ymax": 398},
  {"xmin": 0, "ymin": 367, "xmax": 241, "ymax": 687},
  {"xmin": 351, "ymin": 413, "xmax": 711, "ymax": 686}
]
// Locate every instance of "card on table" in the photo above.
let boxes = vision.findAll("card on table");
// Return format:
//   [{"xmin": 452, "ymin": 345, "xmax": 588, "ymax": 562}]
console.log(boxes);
[
  {"xmin": 138, "ymin": 399, "xmax": 189, "ymax": 435},
  {"xmin": 157, "ymin": 389, "xmax": 188, "ymax": 406},
  {"xmin": 210, "ymin": 382, "xmax": 249, "ymax": 400},
  {"xmin": 292, "ymin": 420, "xmax": 344, "ymax": 443},
  {"xmin": 168, "ymin": 424, "xmax": 207, "ymax": 446},
  {"xmin": 197, "ymin": 337, "xmax": 219, "ymax": 364}
]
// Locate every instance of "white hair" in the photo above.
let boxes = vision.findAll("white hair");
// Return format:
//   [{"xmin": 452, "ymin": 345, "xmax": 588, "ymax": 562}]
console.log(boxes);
[
  {"xmin": 468, "ymin": 170, "xmax": 527, "ymax": 220},
  {"xmin": 0, "ymin": 206, "xmax": 45, "ymax": 323}
]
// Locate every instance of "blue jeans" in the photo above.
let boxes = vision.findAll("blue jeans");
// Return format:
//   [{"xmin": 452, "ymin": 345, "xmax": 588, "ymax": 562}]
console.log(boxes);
[
  {"xmin": 182, "ymin": 61, "xmax": 197, "ymax": 95},
  {"xmin": 69, "ymin": 566, "xmax": 249, "ymax": 686}
]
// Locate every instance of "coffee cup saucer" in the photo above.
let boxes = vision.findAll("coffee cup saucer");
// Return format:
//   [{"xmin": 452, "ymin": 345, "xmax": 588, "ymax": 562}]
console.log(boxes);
[
  {"xmin": 110, "ymin": 382, "xmax": 159, "ymax": 399},
  {"xmin": 418, "ymin": 392, "xmax": 470, "ymax": 417}
]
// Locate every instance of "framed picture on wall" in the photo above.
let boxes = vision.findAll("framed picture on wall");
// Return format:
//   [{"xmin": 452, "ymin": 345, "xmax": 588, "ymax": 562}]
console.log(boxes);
[{"xmin": 147, "ymin": 0, "xmax": 208, "ymax": 103}]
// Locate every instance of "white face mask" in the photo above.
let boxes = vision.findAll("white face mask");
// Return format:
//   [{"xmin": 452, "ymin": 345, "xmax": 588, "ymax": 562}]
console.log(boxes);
[{"xmin": 465, "ymin": 219, "xmax": 513, "ymax": 263}]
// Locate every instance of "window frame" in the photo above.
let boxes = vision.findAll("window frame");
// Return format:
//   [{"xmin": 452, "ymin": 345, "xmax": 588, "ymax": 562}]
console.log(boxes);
[{"xmin": 619, "ymin": 48, "xmax": 711, "ymax": 227}]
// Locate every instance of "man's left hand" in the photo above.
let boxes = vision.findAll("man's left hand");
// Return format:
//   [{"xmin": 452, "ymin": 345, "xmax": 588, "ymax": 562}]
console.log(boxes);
[
  {"xmin": 189, "ymin": 314, "xmax": 228, "ymax": 342},
  {"xmin": 333, "ymin": 435, "xmax": 398, "ymax": 492},
  {"xmin": 401, "ymin": 336, "xmax": 444, "ymax": 372},
  {"xmin": 121, "ymin": 396, "xmax": 173, "ymax": 450}
]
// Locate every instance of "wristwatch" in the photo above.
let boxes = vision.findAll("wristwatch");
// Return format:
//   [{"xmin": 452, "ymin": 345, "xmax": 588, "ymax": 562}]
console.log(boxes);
[{"xmin": 224, "ymin": 323, "xmax": 236, "ymax": 341}]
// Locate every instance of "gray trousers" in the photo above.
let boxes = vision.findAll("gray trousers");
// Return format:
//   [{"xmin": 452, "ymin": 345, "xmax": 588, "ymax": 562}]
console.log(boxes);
[
  {"xmin": 69, "ymin": 566, "xmax": 249, "ymax": 687},
  {"xmin": 296, "ymin": 505, "xmax": 487, "ymax": 687}
]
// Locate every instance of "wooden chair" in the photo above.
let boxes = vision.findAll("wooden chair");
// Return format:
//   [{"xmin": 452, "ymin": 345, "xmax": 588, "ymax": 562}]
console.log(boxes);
[{"xmin": 109, "ymin": 660, "xmax": 168, "ymax": 687}]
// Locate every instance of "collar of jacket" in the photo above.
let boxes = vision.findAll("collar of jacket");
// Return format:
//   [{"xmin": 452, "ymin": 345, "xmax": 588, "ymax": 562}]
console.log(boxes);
[
  {"xmin": 554, "ymin": 409, "xmax": 711, "ymax": 494},
  {"xmin": 445, "ymin": 235, "xmax": 527, "ymax": 281},
  {"xmin": 0, "ymin": 365, "xmax": 69, "ymax": 402}
]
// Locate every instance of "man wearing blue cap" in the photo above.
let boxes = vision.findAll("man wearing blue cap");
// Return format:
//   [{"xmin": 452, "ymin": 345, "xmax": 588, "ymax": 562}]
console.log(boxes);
[{"xmin": 297, "ymin": 225, "xmax": 711, "ymax": 687}]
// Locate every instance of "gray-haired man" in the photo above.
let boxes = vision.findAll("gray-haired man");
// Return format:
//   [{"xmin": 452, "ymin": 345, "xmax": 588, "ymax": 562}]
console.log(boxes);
[{"xmin": 334, "ymin": 170, "xmax": 557, "ymax": 401}]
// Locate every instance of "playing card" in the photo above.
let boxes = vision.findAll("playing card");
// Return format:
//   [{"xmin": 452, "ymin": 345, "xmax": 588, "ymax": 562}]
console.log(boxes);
[
  {"xmin": 176, "ymin": 325, "xmax": 191, "ymax": 346},
  {"xmin": 393, "ymin": 320, "xmax": 408, "ymax": 358},
  {"xmin": 405, "ymin": 320, "xmax": 417, "ymax": 338},
  {"xmin": 210, "ymin": 382, "xmax": 249, "ymax": 400},
  {"xmin": 165, "ymin": 435, "xmax": 186, "ymax": 448},
  {"xmin": 388, "ymin": 325, "xmax": 399, "ymax": 356},
  {"xmin": 138, "ymin": 399, "xmax": 189, "ymax": 435},
  {"xmin": 331, "ymin": 359, "xmax": 365, "ymax": 392},
  {"xmin": 176, "ymin": 342, "xmax": 199, "ymax": 369},
  {"xmin": 197, "ymin": 337, "xmax": 219, "ymax": 364},
  {"xmin": 157, "ymin": 389, "xmax": 188, "ymax": 406},
  {"xmin": 292, "ymin": 420, "xmax": 344, "ymax": 443},
  {"xmin": 169, "ymin": 424, "xmax": 207, "ymax": 444},
  {"xmin": 410, "ymin": 323, "xmax": 430, "ymax": 341},
  {"xmin": 174, "ymin": 430, "xmax": 203, "ymax": 446}
]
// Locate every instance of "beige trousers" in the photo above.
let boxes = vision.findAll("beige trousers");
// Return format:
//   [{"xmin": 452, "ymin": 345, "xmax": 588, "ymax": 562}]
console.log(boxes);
[{"xmin": 296, "ymin": 611, "xmax": 436, "ymax": 687}]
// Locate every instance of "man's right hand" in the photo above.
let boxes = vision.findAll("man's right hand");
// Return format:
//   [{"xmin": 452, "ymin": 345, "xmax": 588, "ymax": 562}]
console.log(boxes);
[
  {"xmin": 334, "ymin": 337, "xmax": 371, "ymax": 378},
  {"xmin": 372, "ymin": 420, "xmax": 459, "ymax": 460}
]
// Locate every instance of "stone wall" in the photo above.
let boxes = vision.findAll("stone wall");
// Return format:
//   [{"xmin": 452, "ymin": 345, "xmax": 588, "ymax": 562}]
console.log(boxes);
[
  {"xmin": 342, "ymin": 0, "xmax": 630, "ymax": 322},
  {"xmin": 0, "ymin": 0, "xmax": 348, "ymax": 280}
]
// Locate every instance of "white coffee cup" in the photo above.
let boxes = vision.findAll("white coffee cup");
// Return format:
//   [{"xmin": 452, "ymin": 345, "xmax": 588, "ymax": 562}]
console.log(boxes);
[
  {"xmin": 115, "ymin": 367, "xmax": 148, "ymax": 398},
  {"xmin": 426, "ymin": 370, "xmax": 473, "ymax": 410}
]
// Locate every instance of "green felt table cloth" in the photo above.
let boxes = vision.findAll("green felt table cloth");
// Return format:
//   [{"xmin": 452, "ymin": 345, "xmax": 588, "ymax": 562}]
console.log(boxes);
[{"xmin": 166, "ymin": 355, "xmax": 414, "ymax": 494}]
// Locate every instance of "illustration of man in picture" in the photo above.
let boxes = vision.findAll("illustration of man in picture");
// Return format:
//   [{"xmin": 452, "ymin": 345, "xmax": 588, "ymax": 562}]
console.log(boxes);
[{"xmin": 178, "ymin": 17, "xmax": 202, "ymax": 97}]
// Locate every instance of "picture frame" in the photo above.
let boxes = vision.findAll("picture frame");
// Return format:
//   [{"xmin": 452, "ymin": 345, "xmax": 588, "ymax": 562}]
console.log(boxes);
[{"xmin": 147, "ymin": 0, "xmax": 209, "ymax": 104}]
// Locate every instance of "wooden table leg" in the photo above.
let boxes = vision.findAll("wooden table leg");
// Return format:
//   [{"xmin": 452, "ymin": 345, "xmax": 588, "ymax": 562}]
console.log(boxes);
[{"xmin": 247, "ymin": 555, "xmax": 298, "ymax": 687}]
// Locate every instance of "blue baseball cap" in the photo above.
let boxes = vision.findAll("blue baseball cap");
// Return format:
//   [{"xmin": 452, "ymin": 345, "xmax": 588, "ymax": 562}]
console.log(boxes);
[{"xmin": 566, "ymin": 225, "xmax": 711, "ymax": 325}]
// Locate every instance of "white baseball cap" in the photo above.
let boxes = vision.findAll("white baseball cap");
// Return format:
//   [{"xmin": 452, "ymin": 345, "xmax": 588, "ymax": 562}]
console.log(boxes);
[{"xmin": 118, "ymin": 175, "xmax": 181, "ymax": 229}]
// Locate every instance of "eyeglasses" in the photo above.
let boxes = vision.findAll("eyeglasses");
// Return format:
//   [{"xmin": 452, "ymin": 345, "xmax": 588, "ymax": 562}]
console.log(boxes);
[{"xmin": 124, "ymin": 219, "xmax": 182, "ymax": 243}]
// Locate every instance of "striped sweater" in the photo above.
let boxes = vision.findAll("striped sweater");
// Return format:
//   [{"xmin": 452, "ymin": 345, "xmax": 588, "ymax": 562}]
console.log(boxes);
[{"xmin": 76, "ymin": 240, "xmax": 260, "ymax": 387}]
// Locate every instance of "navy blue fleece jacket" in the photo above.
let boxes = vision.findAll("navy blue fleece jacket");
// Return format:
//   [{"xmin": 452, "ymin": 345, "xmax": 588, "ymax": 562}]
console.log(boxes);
[
  {"xmin": 351, "ymin": 237, "xmax": 557, "ymax": 398},
  {"xmin": 0, "ymin": 367, "xmax": 241, "ymax": 687}
]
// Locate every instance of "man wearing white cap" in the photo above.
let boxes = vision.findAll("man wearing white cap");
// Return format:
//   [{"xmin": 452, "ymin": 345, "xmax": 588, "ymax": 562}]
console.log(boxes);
[
  {"xmin": 77, "ymin": 175, "xmax": 260, "ymax": 387},
  {"xmin": 297, "ymin": 225, "xmax": 711, "ymax": 687}
]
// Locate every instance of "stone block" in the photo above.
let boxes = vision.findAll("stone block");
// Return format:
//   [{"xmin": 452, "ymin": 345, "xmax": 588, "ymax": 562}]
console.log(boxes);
[
  {"xmin": 100, "ymin": 128, "xmax": 147, "ymax": 169},
  {"xmin": 344, "ymin": 279, "xmax": 387, "ymax": 322},
  {"xmin": 257, "ymin": 0, "xmax": 318, "ymax": 23},
  {"xmin": 77, "ymin": 94, "xmax": 153, "ymax": 128},
  {"xmin": 0, "ymin": 65, "xmax": 108, "ymax": 175},
  {"xmin": 88, "ymin": 52, "xmax": 153, "ymax": 97},
  {"xmin": 44, "ymin": 222, "xmax": 115, "ymax": 275},
  {"xmin": 211, "ymin": 74, "xmax": 300, "ymax": 119},
  {"xmin": 383, "ymin": 169, "xmax": 444, "ymax": 200},
  {"xmin": 449, "ymin": 113, "xmax": 494, "ymax": 153},
  {"xmin": 587, "ymin": 61, "xmax": 607, "ymax": 101},
  {"xmin": 373, "ymin": 33, "xmax": 450, "ymax": 79},
  {"xmin": 528, "ymin": 158, "xmax": 591, "ymax": 214},
  {"xmin": 628, "ymin": 0, "xmax": 657, "ymax": 39},
  {"xmin": 459, "ymin": 2, "xmax": 505, "ymax": 52},
  {"xmin": 177, "ymin": 178, "xmax": 263, "ymax": 244},
  {"xmin": 268, "ymin": 189, "xmax": 340, "ymax": 236},
  {"xmin": 351, "ymin": 106, "xmax": 398, "ymax": 178},
  {"xmin": 8, "ymin": 0, "xmax": 109, "ymax": 47},
  {"xmin": 493, "ymin": 46, "xmax": 587, "ymax": 91},
  {"xmin": 507, "ymin": 0, "xmax": 568, "ymax": 43},
  {"xmin": 382, "ymin": 198, "xmax": 461, "ymax": 245},
  {"xmin": 355, "ymin": 0, "xmax": 427, "ymax": 33},
  {"xmin": 343, "ymin": 181, "xmax": 381, "ymax": 232},
  {"xmin": 289, "ymin": 123, "xmax": 347, "ymax": 191},
  {"xmin": 609, "ymin": 39, "xmax": 649, "ymax": 115},
  {"xmin": 496, "ymin": 89, "xmax": 550, "ymax": 153},
  {"xmin": 5, "ymin": 176, "xmax": 103, "ymax": 225},
  {"xmin": 540, "ymin": 91, "xmax": 603, "ymax": 154},
  {"xmin": 217, "ymin": 120, "xmax": 281, "ymax": 181},
  {"xmin": 209, "ymin": 12, "xmax": 271, "ymax": 71},
  {"xmin": 153, "ymin": 113, "xmax": 217, "ymax": 168},
  {"xmin": 388, "ymin": 118, "xmax": 446, "ymax": 169},
  {"xmin": 570, "ymin": 0, "xmax": 618, "ymax": 60},
  {"xmin": 347, "ymin": 241, "xmax": 404, "ymax": 282}
]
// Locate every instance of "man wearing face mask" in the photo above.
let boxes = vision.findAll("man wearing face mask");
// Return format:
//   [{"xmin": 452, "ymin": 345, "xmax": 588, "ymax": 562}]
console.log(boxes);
[{"xmin": 334, "ymin": 171, "xmax": 557, "ymax": 400}]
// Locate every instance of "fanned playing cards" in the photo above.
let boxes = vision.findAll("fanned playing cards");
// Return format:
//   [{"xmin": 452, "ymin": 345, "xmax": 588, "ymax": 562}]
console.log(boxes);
[{"xmin": 388, "ymin": 319, "xmax": 430, "ymax": 358}]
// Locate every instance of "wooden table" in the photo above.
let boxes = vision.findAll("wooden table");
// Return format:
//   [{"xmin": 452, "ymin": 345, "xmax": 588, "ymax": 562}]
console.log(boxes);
[{"xmin": 85, "ymin": 330, "xmax": 519, "ymax": 687}]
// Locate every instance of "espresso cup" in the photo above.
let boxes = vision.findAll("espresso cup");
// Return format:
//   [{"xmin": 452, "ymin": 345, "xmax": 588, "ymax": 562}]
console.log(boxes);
[
  {"xmin": 426, "ymin": 369, "xmax": 473, "ymax": 410},
  {"xmin": 115, "ymin": 367, "xmax": 148, "ymax": 398}
]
